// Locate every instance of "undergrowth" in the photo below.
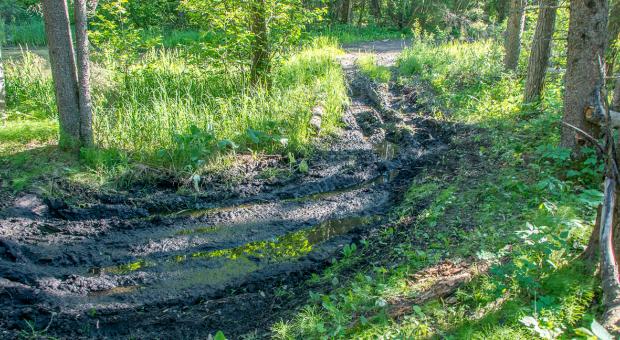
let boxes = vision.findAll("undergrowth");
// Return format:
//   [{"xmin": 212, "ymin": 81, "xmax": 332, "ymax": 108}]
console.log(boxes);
[
  {"xmin": 272, "ymin": 39, "xmax": 603, "ymax": 339},
  {"xmin": 357, "ymin": 54, "xmax": 391, "ymax": 83},
  {"xmin": 2, "ymin": 38, "xmax": 347, "ymax": 190}
]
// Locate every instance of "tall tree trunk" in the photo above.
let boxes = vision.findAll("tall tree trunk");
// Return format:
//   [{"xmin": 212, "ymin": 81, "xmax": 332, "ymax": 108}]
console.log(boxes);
[
  {"xmin": 0, "ymin": 48, "xmax": 5, "ymax": 127},
  {"xmin": 613, "ymin": 76, "xmax": 620, "ymax": 111},
  {"xmin": 504, "ymin": 0, "xmax": 526, "ymax": 71},
  {"xmin": 357, "ymin": 0, "xmax": 366, "ymax": 27},
  {"xmin": 607, "ymin": 0, "xmax": 620, "ymax": 75},
  {"xmin": 523, "ymin": 0, "xmax": 559, "ymax": 103},
  {"xmin": 497, "ymin": 0, "xmax": 510, "ymax": 23},
  {"xmin": 74, "ymin": 0, "xmax": 94, "ymax": 147},
  {"xmin": 340, "ymin": 0, "xmax": 352, "ymax": 24},
  {"xmin": 250, "ymin": 0, "xmax": 270, "ymax": 86},
  {"xmin": 560, "ymin": 0, "xmax": 609, "ymax": 150},
  {"xmin": 41, "ymin": 0, "xmax": 82, "ymax": 151},
  {"xmin": 370, "ymin": 0, "xmax": 381, "ymax": 24}
]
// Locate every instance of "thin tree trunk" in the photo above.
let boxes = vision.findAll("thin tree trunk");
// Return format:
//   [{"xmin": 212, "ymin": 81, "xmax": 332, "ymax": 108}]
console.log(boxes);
[
  {"xmin": 504, "ymin": 0, "xmax": 526, "ymax": 71},
  {"xmin": 74, "ymin": 0, "xmax": 94, "ymax": 147},
  {"xmin": 613, "ymin": 76, "xmax": 620, "ymax": 111},
  {"xmin": 560, "ymin": 0, "xmax": 608, "ymax": 150},
  {"xmin": 41, "ymin": 0, "xmax": 82, "ymax": 151},
  {"xmin": 250, "ymin": 0, "xmax": 270, "ymax": 87},
  {"xmin": 340, "ymin": 0, "xmax": 352, "ymax": 24},
  {"xmin": 497, "ymin": 0, "xmax": 510, "ymax": 23},
  {"xmin": 607, "ymin": 0, "xmax": 620, "ymax": 75},
  {"xmin": 0, "ymin": 48, "xmax": 5, "ymax": 127},
  {"xmin": 523, "ymin": 0, "xmax": 559, "ymax": 103},
  {"xmin": 357, "ymin": 0, "xmax": 366, "ymax": 27},
  {"xmin": 370, "ymin": 0, "xmax": 381, "ymax": 24}
]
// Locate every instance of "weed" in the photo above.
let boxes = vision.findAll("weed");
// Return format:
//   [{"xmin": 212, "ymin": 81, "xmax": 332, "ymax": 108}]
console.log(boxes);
[{"xmin": 357, "ymin": 54, "xmax": 391, "ymax": 83}]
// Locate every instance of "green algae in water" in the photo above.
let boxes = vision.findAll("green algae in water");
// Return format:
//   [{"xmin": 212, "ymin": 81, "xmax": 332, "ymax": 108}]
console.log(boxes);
[
  {"xmin": 92, "ymin": 259, "xmax": 155, "ymax": 275},
  {"xmin": 98, "ymin": 215, "xmax": 378, "ymax": 276},
  {"xmin": 191, "ymin": 215, "xmax": 379, "ymax": 262},
  {"xmin": 176, "ymin": 225, "xmax": 220, "ymax": 235}
]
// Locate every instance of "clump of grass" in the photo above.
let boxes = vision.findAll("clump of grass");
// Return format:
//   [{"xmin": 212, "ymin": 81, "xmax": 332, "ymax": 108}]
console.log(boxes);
[
  {"xmin": 4, "ymin": 51, "xmax": 56, "ymax": 119},
  {"xmin": 357, "ymin": 54, "xmax": 391, "ymax": 83},
  {"xmin": 399, "ymin": 39, "xmax": 503, "ymax": 93}
]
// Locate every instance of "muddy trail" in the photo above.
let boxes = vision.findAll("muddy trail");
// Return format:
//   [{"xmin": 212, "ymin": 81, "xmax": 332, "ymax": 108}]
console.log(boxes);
[{"xmin": 0, "ymin": 40, "xmax": 454, "ymax": 339}]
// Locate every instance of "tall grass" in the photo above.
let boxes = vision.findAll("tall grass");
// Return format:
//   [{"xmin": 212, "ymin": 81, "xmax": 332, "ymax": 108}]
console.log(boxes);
[
  {"xmin": 309, "ymin": 24, "xmax": 407, "ymax": 45},
  {"xmin": 4, "ymin": 19, "xmax": 47, "ymax": 46},
  {"xmin": 5, "ymin": 38, "xmax": 347, "ymax": 170},
  {"xmin": 399, "ymin": 39, "xmax": 504, "ymax": 94},
  {"xmin": 4, "ymin": 51, "xmax": 56, "ymax": 119}
]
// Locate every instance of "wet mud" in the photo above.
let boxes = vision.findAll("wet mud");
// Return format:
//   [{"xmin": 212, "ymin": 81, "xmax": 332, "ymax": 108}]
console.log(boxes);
[{"xmin": 0, "ymin": 40, "xmax": 453, "ymax": 338}]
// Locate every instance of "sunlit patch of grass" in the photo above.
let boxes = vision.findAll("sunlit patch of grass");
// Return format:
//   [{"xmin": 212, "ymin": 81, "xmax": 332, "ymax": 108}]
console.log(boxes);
[
  {"xmin": 357, "ymin": 54, "xmax": 391, "ymax": 83},
  {"xmin": 309, "ymin": 24, "xmax": 408, "ymax": 45}
]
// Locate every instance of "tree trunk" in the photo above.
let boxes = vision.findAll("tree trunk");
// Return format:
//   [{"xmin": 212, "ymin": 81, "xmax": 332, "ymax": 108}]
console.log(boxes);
[
  {"xmin": 523, "ymin": 0, "xmax": 559, "ymax": 103},
  {"xmin": 614, "ymin": 76, "xmax": 620, "ymax": 111},
  {"xmin": 560, "ymin": 0, "xmax": 608, "ymax": 150},
  {"xmin": 74, "ymin": 0, "xmax": 94, "ymax": 147},
  {"xmin": 0, "ymin": 48, "xmax": 5, "ymax": 127},
  {"xmin": 497, "ymin": 0, "xmax": 510, "ymax": 23},
  {"xmin": 370, "ymin": 0, "xmax": 381, "ymax": 23},
  {"xmin": 357, "ymin": 0, "xmax": 366, "ymax": 27},
  {"xmin": 504, "ymin": 0, "xmax": 526, "ymax": 71},
  {"xmin": 41, "ymin": 0, "xmax": 82, "ymax": 151},
  {"xmin": 250, "ymin": 0, "xmax": 270, "ymax": 87},
  {"xmin": 340, "ymin": 0, "xmax": 352, "ymax": 24},
  {"xmin": 607, "ymin": 0, "xmax": 620, "ymax": 75}
]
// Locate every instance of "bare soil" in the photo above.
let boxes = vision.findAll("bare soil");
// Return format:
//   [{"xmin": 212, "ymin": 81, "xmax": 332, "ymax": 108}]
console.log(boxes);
[{"xmin": 0, "ymin": 40, "xmax": 456, "ymax": 339}]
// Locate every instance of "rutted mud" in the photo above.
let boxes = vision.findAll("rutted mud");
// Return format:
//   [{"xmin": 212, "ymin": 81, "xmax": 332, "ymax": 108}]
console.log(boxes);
[{"xmin": 0, "ymin": 39, "xmax": 452, "ymax": 338}]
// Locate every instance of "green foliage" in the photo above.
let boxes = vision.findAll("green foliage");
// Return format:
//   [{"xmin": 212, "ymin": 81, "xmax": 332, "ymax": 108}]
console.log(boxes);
[
  {"xmin": 357, "ymin": 54, "xmax": 391, "ymax": 83},
  {"xmin": 180, "ymin": 0, "xmax": 324, "ymax": 69},
  {"xmin": 90, "ymin": 0, "xmax": 161, "ymax": 70}
]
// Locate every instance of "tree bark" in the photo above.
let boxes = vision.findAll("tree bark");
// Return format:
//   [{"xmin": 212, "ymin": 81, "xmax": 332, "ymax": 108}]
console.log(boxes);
[
  {"xmin": 340, "ymin": 0, "xmax": 352, "ymax": 24},
  {"xmin": 613, "ymin": 76, "xmax": 620, "ymax": 111},
  {"xmin": 497, "ymin": 0, "xmax": 510, "ymax": 23},
  {"xmin": 523, "ymin": 0, "xmax": 559, "ymax": 103},
  {"xmin": 504, "ymin": 0, "xmax": 526, "ymax": 71},
  {"xmin": 370, "ymin": 0, "xmax": 381, "ymax": 24},
  {"xmin": 250, "ymin": 0, "xmax": 270, "ymax": 87},
  {"xmin": 41, "ymin": 0, "xmax": 82, "ymax": 151},
  {"xmin": 74, "ymin": 0, "xmax": 94, "ymax": 147},
  {"xmin": 560, "ymin": 0, "xmax": 608, "ymax": 150},
  {"xmin": 607, "ymin": 0, "xmax": 620, "ymax": 75},
  {"xmin": 0, "ymin": 48, "xmax": 6, "ymax": 127}
]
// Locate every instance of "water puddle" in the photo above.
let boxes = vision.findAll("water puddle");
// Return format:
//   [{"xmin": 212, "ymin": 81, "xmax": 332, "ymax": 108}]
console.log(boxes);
[
  {"xmin": 92, "ymin": 215, "xmax": 379, "ymax": 276},
  {"xmin": 187, "ymin": 215, "xmax": 379, "ymax": 262},
  {"xmin": 373, "ymin": 141, "xmax": 399, "ymax": 160},
  {"xmin": 88, "ymin": 285, "xmax": 140, "ymax": 297}
]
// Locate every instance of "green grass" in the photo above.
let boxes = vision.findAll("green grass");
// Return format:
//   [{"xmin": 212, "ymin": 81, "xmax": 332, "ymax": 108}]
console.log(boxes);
[
  {"xmin": 357, "ymin": 54, "xmax": 391, "ymax": 83},
  {"xmin": 3, "ymin": 37, "xmax": 347, "ymax": 189},
  {"xmin": 272, "ymin": 39, "xmax": 602, "ymax": 339},
  {"xmin": 309, "ymin": 24, "xmax": 408, "ymax": 45},
  {"xmin": 3, "ymin": 19, "xmax": 47, "ymax": 46}
]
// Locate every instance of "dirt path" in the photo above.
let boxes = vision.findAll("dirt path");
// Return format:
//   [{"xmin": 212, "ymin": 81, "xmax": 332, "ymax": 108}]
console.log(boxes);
[{"xmin": 0, "ymin": 39, "xmax": 449, "ymax": 339}]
